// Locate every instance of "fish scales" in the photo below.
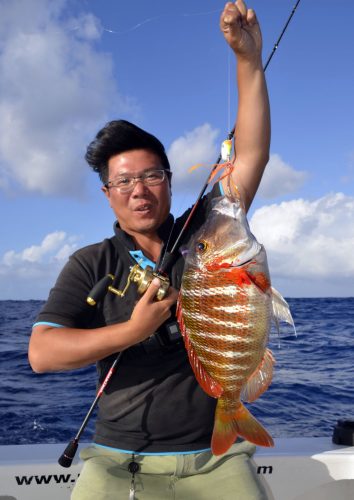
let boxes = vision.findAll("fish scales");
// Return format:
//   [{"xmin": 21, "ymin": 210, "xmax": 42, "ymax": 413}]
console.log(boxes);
[
  {"xmin": 177, "ymin": 195, "xmax": 278, "ymax": 454},
  {"xmin": 182, "ymin": 268, "xmax": 269, "ymax": 387}
]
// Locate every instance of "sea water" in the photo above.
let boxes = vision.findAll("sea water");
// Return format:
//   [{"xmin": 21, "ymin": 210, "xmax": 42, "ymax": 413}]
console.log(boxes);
[{"xmin": 0, "ymin": 298, "xmax": 353, "ymax": 445}]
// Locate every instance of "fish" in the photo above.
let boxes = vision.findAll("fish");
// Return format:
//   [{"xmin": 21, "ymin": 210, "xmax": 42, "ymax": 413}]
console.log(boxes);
[{"xmin": 177, "ymin": 195, "xmax": 295, "ymax": 455}]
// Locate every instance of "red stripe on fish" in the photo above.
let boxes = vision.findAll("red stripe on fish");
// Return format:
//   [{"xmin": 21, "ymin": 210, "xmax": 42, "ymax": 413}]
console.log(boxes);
[{"xmin": 177, "ymin": 294, "xmax": 223, "ymax": 398}]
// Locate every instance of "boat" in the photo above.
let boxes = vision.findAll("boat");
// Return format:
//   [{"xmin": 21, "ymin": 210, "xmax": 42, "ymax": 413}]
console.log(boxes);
[{"xmin": 1, "ymin": 435, "xmax": 354, "ymax": 499}]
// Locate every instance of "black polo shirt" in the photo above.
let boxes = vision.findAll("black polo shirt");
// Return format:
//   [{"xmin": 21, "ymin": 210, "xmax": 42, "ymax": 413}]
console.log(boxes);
[{"xmin": 35, "ymin": 185, "xmax": 221, "ymax": 452}]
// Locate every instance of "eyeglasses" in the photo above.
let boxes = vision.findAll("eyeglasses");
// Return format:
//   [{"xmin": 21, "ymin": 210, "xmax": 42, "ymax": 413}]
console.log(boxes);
[{"xmin": 105, "ymin": 169, "xmax": 171, "ymax": 194}]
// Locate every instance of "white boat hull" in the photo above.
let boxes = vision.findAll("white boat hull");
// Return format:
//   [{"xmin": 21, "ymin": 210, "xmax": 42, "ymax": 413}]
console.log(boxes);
[{"xmin": 1, "ymin": 438, "xmax": 354, "ymax": 499}]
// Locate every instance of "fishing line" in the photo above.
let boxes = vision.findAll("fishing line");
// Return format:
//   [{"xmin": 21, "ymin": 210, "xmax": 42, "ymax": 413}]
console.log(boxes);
[
  {"xmin": 64, "ymin": 7, "xmax": 221, "ymax": 38},
  {"xmin": 227, "ymin": 49, "xmax": 232, "ymax": 132},
  {"xmin": 99, "ymin": 8, "xmax": 220, "ymax": 36},
  {"xmin": 102, "ymin": 16, "xmax": 162, "ymax": 35},
  {"xmin": 161, "ymin": 0, "xmax": 302, "ymax": 264}
]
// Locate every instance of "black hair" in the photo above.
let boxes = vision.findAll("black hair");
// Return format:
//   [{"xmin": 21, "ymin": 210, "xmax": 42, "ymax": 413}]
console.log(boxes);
[{"xmin": 85, "ymin": 120, "xmax": 171, "ymax": 184}]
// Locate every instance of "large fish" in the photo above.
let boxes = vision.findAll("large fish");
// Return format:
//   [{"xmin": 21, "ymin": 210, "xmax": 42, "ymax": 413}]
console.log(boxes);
[{"xmin": 177, "ymin": 195, "xmax": 295, "ymax": 455}]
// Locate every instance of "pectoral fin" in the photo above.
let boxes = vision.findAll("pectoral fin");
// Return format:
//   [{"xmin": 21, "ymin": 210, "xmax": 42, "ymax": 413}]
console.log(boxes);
[
  {"xmin": 241, "ymin": 348, "xmax": 275, "ymax": 403},
  {"xmin": 271, "ymin": 287, "xmax": 297, "ymax": 336}
]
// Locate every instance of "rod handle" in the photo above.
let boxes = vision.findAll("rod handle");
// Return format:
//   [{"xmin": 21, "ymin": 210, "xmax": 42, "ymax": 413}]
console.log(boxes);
[{"xmin": 58, "ymin": 439, "xmax": 79, "ymax": 468}]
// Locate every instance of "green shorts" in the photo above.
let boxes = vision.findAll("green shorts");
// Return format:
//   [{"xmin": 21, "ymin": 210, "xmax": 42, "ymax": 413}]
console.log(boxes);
[{"xmin": 71, "ymin": 441, "xmax": 272, "ymax": 500}]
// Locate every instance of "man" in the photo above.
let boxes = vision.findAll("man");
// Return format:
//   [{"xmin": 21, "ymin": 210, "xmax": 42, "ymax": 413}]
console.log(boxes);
[{"xmin": 29, "ymin": 1, "xmax": 271, "ymax": 498}]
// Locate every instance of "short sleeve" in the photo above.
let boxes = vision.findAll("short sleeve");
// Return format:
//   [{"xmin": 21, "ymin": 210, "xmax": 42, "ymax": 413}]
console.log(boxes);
[{"xmin": 36, "ymin": 245, "xmax": 103, "ymax": 328}]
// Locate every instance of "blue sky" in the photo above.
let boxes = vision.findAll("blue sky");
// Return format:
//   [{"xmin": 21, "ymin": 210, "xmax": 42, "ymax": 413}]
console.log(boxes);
[{"xmin": 1, "ymin": 0, "xmax": 353, "ymax": 299}]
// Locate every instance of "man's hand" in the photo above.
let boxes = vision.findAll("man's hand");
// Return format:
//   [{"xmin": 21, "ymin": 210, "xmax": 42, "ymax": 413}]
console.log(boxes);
[
  {"xmin": 220, "ymin": 0, "xmax": 262, "ymax": 62},
  {"xmin": 129, "ymin": 278, "xmax": 179, "ymax": 343}
]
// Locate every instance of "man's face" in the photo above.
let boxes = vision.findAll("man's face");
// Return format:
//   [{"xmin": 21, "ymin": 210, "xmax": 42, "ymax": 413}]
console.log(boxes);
[{"xmin": 102, "ymin": 149, "xmax": 171, "ymax": 237}]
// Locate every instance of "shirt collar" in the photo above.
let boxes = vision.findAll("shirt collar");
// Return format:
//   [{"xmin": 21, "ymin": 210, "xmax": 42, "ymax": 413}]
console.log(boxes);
[{"xmin": 113, "ymin": 213, "xmax": 175, "ymax": 250}]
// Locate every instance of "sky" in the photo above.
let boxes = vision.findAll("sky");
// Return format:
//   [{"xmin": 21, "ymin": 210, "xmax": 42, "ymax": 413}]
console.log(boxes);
[{"xmin": 0, "ymin": 0, "xmax": 353, "ymax": 299}]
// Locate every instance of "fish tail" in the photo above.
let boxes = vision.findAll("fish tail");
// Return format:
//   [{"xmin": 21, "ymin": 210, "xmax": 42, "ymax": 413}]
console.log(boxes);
[{"xmin": 211, "ymin": 402, "xmax": 274, "ymax": 455}]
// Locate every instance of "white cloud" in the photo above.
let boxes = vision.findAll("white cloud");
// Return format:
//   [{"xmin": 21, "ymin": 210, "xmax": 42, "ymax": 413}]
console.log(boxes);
[
  {"xmin": 0, "ymin": 0, "xmax": 136, "ymax": 197},
  {"xmin": 168, "ymin": 123, "xmax": 220, "ymax": 193},
  {"xmin": 258, "ymin": 154, "xmax": 307, "ymax": 199},
  {"xmin": 249, "ymin": 193, "xmax": 354, "ymax": 297},
  {"xmin": 67, "ymin": 13, "xmax": 103, "ymax": 40},
  {"xmin": 0, "ymin": 231, "xmax": 79, "ymax": 299},
  {"xmin": 54, "ymin": 243, "xmax": 77, "ymax": 261},
  {"xmin": 3, "ymin": 231, "xmax": 69, "ymax": 265}
]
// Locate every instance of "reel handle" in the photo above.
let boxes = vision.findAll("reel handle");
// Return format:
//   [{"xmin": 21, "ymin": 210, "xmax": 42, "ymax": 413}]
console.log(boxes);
[{"xmin": 87, "ymin": 274, "xmax": 114, "ymax": 306}]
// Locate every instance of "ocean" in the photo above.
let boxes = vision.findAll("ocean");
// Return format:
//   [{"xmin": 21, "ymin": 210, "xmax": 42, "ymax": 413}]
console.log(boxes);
[{"xmin": 0, "ymin": 298, "xmax": 353, "ymax": 446}]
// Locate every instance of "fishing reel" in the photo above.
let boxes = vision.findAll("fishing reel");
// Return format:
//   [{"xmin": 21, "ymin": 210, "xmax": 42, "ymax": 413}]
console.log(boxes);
[{"xmin": 87, "ymin": 263, "xmax": 170, "ymax": 306}]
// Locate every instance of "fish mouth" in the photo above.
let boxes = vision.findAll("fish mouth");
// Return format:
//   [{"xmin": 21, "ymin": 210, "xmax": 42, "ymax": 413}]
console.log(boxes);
[
  {"xmin": 205, "ymin": 240, "xmax": 262, "ymax": 271},
  {"xmin": 231, "ymin": 256, "xmax": 253, "ymax": 268},
  {"xmin": 230, "ymin": 239, "xmax": 262, "ymax": 267}
]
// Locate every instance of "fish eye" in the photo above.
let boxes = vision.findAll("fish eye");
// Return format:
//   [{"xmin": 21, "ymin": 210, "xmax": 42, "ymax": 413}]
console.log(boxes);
[{"xmin": 196, "ymin": 240, "xmax": 208, "ymax": 253}]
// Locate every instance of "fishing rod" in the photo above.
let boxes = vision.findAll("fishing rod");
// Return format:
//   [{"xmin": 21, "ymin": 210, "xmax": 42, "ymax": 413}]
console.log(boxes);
[
  {"xmin": 161, "ymin": 0, "xmax": 302, "ymax": 266},
  {"xmin": 263, "ymin": 0, "xmax": 301, "ymax": 72},
  {"xmin": 58, "ymin": 352, "xmax": 123, "ymax": 467},
  {"xmin": 58, "ymin": 0, "xmax": 302, "ymax": 468}
]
